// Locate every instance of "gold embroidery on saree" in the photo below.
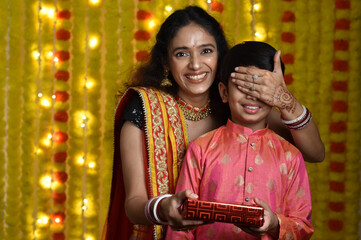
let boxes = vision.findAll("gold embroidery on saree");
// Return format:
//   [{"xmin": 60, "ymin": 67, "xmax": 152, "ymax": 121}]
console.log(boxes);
[{"xmin": 147, "ymin": 89, "xmax": 170, "ymax": 195}]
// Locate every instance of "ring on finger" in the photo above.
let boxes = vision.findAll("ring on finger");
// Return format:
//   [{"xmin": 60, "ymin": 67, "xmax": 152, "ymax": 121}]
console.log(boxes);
[
  {"xmin": 250, "ymin": 85, "xmax": 255, "ymax": 91},
  {"xmin": 252, "ymin": 74, "xmax": 258, "ymax": 83}
]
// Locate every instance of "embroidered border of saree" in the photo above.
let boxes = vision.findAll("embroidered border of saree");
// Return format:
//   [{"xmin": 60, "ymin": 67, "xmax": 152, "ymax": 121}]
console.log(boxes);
[{"xmin": 134, "ymin": 87, "xmax": 188, "ymax": 239}]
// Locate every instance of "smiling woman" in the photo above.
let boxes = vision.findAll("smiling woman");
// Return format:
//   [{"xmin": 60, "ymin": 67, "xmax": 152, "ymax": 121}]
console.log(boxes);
[
  {"xmin": 168, "ymin": 23, "xmax": 218, "ymax": 106},
  {"xmin": 102, "ymin": 6, "xmax": 229, "ymax": 240}
]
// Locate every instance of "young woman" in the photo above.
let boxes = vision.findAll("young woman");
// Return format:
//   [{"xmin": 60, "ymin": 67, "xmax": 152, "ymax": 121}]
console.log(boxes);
[{"xmin": 103, "ymin": 6, "xmax": 228, "ymax": 240}]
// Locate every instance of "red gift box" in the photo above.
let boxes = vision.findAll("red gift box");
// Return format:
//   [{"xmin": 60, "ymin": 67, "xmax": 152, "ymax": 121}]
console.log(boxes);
[{"xmin": 182, "ymin": 199, "xmax": 264, "ymax": 227}]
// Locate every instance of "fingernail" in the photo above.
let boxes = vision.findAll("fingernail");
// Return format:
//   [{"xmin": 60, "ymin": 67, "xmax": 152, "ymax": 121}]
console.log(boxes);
[
  {"xmin": 231, "ymin": 78, "xmax": 236, "ymax": 83},
  {"xmin": 231, "ymin": 73, "xmax": 235, "ymax": 77},
  {"xmin": 191, "ymin": 193, "xmax": 198, "ymax": 198},
  {"xmin": 234, "ymin": 67, "xmax": 238, "ymax": 71}
]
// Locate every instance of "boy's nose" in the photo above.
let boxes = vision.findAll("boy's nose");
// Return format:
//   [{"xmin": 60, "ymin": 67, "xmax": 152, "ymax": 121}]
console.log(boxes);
[{"xmin": 246, "ymin": 93, "xmax": 257, "ymax": 101}]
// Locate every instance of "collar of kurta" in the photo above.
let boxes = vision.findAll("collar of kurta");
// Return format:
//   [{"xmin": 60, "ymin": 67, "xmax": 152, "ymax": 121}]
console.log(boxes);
[{"xmin": 225, "ymin": 119, "xmax": 269, "ymax": 139}]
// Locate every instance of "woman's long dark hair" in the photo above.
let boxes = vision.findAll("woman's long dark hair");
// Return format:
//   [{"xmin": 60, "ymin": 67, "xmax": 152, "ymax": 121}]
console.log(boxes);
[{"xmin": 128, "ymin": 6, "xmax": 229, "ymax": 124}]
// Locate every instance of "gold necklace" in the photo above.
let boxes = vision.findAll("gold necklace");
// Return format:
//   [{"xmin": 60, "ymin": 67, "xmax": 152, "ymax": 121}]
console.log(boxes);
[{"xmin": 175, "ymin": 96, "xmax": 211, "ymax": 121}]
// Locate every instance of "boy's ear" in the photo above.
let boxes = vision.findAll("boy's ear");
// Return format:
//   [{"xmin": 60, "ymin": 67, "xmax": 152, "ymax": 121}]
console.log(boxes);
[{"xmin": 218, "ymin": 82, "xmax": 228, "ymax": 103}]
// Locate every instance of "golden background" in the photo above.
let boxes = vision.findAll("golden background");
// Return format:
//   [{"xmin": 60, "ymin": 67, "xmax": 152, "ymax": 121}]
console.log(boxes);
[{"xmin": 0, "ymin": 0, "xmax": 360, "ymax": 239}]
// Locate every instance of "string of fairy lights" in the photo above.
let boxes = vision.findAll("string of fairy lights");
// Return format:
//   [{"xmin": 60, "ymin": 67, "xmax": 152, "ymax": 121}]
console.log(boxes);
[{"xmin": 34, "ymin": 1, "xmax": 54, "ymax": 238}]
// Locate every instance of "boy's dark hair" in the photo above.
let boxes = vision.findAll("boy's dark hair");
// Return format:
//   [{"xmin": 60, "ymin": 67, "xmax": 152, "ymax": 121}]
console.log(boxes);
[{"xmin": 220, "ymin": 41, "xmax": 285, "ymax": 86}]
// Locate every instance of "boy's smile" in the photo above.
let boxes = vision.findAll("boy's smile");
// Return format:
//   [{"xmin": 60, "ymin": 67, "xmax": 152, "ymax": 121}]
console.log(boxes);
[{"xmin": 218, "ymin": 70, "xmax": 272, "ymax": 131}]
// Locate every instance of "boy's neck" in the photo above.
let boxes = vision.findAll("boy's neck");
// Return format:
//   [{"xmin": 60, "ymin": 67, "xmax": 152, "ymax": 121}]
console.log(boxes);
[{"xmin": 230, "ymin": 118, "xmax": 267, "ymax": 132}]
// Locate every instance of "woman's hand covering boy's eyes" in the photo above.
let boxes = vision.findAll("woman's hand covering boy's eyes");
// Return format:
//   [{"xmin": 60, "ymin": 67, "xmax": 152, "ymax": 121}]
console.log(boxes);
[{"xmin": 230, "ymin": 50, "xmax": 297, "ymax": 113}]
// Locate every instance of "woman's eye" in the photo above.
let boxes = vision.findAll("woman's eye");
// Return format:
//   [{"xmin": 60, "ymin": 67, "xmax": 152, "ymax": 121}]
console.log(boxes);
[
  {"xmin": 202, "ymin": 48, "xmax": 213, "ymax": 54},
  {"xmin": 175, "ymin": 52, "xmax": 189, "ymax": 57}
]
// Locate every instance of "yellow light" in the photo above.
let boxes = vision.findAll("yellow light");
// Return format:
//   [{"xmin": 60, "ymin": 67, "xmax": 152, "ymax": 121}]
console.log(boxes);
[
  {"xmin": 45, "ymin": 51, "xmax": 54, "ymax": 60},
  {"xmin": 85, "ymin": 80, "xmax": 94, "ymax": 89},
  {"xmin": 89, "ymin": 0, "xmax": 100, "ymax": 5},
  {"xmin": 85, "ymin": 235, "xmax": 95, "ymax": 240},
  {"xmin": 254, "ymin": 4, "xmax": 261, "ymax": 11},
  {"xmin": 40, "ymin": 97, "xmax": 51, "ymax": 108},
  {"xmin": 207, "ymin": 0, "xmax": 212, "ymax": 3},
  {"xmin": 37, "ymin": 215, "xmax": 50, "ymax": 227},
  {"xmin": 42, "ymin": 137, "xmax": 52, "ymax": 147},
  {"xmin": 89, "ymin": 37, "xmax": 99, "ymax": 49},
  {"xmin": 36, "ymin": 148, "xmax": 43, "ymax": 154},
  {"xmin": 47, "ymin": 133, "xmax": 53, "ymax": 139},
  {"xmin": 165, "ymin": 5, "xmax": 173, "ymax": 12},
  {"xmin": 88, "ymin": 162, "xmax": 96, "ymax": 169},
  {"xmin": 40, "ymin": 174, "xmax": 52, "ymax": 189},
  {"xmin": 33, "ymin": 51, "xmax": 40, "ymax": 60},
  {"xmin": 53, "ymin": 57, "xmax": 59, "ymax": 63},
  {"xmin": 38, "ymin": 93, "xmax": 43, "ymax": 98},
  {"xmin": 54, "ymin": 217, "xmax": 61, "ymax": 223},
  {"xmin": 254, "ymin": 27, "xmax": 266, "ymax": 41},
  {"xmin": 77, "ymin": 156, "xmax": 85, "ymax": 165},
  {"xmin": 37, "ymin": 216, "xmax": 49, "ymax": 224},
  {"xmin": 40, "ymin": 7, "xmax": 55, "ymax": 18},
  {"xmin": 82, "ymin": 205, "xmax": 87, "ymax": 210},
  {"xmin": 80, "ymin": 113, "xmax": 87, "ymax": 128},
  {"xmin": 148, "ymin": 19, "xmax": 156, "ymax": 30}
]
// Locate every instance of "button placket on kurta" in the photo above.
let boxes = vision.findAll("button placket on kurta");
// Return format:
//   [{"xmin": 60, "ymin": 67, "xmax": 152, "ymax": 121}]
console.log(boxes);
[{"xmin": 243, "ymin": 134, "xmax": 258, "ymax": 203}]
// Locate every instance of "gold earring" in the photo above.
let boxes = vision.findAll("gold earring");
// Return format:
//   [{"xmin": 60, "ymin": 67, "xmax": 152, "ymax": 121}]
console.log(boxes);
[{"xmin": 161, "ymin": 69, "xmax": 172, "ymax": 87}]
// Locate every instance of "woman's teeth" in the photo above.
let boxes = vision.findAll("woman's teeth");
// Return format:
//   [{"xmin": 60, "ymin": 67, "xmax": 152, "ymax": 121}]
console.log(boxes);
[{"xmin": 187, "ymin": 73, "xmax": 206, "ymax": 80}]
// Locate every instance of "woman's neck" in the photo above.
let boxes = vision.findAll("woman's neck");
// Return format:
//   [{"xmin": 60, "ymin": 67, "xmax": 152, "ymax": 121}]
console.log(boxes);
[{"xmin": 176, "ymin": 92, "xmax": 210, "ymax": 108}]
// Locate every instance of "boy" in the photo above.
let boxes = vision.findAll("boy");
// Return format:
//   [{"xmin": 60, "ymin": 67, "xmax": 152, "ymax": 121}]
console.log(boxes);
[{"xmin": 166, "ymin": 42, "xmax": 313, "ymax": 239}]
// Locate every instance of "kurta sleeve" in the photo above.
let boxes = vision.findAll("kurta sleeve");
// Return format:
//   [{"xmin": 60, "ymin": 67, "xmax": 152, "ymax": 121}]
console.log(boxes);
[
  {"xmin": 176, "ymin": 141, "xmax": 204, "ymax": 194},
  {"xmin": 166, "ymin": 142, "xmax": 204, "ymax": 240},
  {"xmin": 275, "ymin": 152, "xmax": 314, "ymax": 240}
]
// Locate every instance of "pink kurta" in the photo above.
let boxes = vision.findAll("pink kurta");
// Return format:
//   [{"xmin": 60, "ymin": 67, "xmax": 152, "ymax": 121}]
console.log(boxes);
[{"xmin": 166, "ymin": 120, "xmax": 313, "ymax": 240}]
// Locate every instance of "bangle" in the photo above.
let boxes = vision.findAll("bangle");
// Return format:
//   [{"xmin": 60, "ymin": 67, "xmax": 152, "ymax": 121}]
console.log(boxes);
[
  {"xmin": 281, "ymin": 105, "xmax": 307, "ymax": 125},
  {"xmin": 145, "ymin": 196, "xmax": 159, "ymax": 225},
  {"xmin": 285, "ymin": 109, "xmax": 312, "ymax": 130},
  {"xmin": 288, "ymin": 112, "xmax": 312, "ymax": 130},
  {"xmin": 153, "ymin": 194, "xmax": 172, "ymax": 225},
  {"xmin": 282, "ymin": 105, "xmax": 312, "ymax": 130}
]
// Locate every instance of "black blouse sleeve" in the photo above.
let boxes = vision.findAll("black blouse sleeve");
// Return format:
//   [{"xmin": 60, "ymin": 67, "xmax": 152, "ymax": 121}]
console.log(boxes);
[{"xmin": 121, "ymin": 94, "xmax": 144, "ymax": 129}]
